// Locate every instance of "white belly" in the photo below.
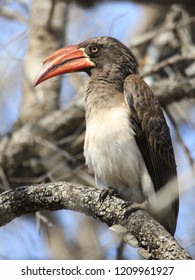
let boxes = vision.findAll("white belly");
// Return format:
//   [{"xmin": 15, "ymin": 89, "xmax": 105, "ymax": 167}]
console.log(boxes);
[{"xmin": 84, "ymin": 106, "xmax": 153, "ymax": 202}]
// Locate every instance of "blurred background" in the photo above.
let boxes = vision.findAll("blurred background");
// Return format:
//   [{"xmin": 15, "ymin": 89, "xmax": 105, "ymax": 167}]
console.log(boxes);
[{"xmin": 0, "ymin": 0, "xmax": 195, "ymax": 259}]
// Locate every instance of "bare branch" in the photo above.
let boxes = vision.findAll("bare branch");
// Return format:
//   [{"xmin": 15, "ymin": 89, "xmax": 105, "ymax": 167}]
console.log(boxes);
[
  {"xmin": 0, "ymin": 104, "xmax": 85, "ymax": 179},
  {"xmin": 0, "ymin": 6, "xmax": 28, "ymax": 24},
  {"xmin": 141, "ymin": 53, "xmax": 195, "ymax": 77},
  {"xmin": 150, "ymin": 76, "xmax": 195, "ymax": 106},
  {"xmin": 130, "ymin": 15, "xmax": 195, "ymax": 48},
  {"xmin": 19, "ymin": 0, "xmax": 70, "ymax": 124},
  {"xmin": 0, "ymin": 181, "xmax": 192, "ymax": 260}
]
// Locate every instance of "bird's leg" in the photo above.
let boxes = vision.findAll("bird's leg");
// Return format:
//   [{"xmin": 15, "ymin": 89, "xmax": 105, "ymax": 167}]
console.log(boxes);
[
  {"xmin": 99, "ymin": 187, "xmax": 118, "ymax": 202},
  {"xmin": 122, "ymin": 200, "xmax": 149, "ymax": 219}
]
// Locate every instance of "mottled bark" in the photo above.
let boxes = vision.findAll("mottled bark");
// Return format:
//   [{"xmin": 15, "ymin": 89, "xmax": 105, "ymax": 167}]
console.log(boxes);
[{"xmin": 0, "ymin": 181, "xmax": 191, "ymax": 260}]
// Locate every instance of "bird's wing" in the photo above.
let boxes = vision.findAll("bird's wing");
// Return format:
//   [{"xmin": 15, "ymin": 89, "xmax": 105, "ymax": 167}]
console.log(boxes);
[{"xmin": 124, "ymin": 74, "xmax": 179, "ymax": 235}]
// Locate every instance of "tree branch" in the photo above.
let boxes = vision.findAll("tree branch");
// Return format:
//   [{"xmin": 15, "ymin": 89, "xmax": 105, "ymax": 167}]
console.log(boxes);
[
  {"xmin": 142, "ymin": 54, "xmax": 195, "ymax": 78},
  {"xmin": 0, "ymin": 6, "xmax": 28, "ymax": 24},
  {"xmin": 150, "ymin": 76, "xmax": 195, "ymax": 106},
  {"xmin": 19, "ymin": 0, "xmax": 69, "ymax": 124},
  {"xmin": 0, "ymin": 181, "xmax": 191, "ymax": 260},
  {"xmin": 0, "ymin": 105, "xmax": 84, "ymax": 180},
  {"xmin": 130, "ymin": 16, "xmax": 195, "ymax": 48}
]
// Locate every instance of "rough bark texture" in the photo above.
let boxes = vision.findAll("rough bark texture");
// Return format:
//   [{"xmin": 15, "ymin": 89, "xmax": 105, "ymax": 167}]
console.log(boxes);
[{"xmin": 0, "ymin": 181, "xmax": 192, "ymax": 260}]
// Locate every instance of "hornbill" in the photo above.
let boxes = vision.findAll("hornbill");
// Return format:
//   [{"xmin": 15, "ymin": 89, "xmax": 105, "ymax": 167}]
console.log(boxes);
[{"xmin": 35, "ymin": 36, "xmax": 179, "ymax": 235}]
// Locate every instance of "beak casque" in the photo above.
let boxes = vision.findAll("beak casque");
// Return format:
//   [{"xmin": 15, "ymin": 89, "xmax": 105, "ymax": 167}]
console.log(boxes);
[{"xmin": 34, "ymin": 45, "xmax": 95, "ymax": 86}]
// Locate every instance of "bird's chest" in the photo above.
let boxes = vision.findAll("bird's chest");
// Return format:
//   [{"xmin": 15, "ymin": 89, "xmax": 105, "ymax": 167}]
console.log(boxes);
[{"xmin": 84, "ymin": 106, "xmax": 142, "ymax": 196}]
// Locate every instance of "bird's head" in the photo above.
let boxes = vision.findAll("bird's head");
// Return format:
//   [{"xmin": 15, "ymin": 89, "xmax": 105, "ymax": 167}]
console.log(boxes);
[{"xmin": 34, "ymin": 36, "xmax": 138, "ymax": 86}]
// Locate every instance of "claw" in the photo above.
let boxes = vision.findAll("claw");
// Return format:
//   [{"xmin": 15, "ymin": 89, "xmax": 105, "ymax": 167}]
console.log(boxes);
[
  {"xmin": 122, "ymin": 200, "xmax": 149, "ymax": 219},
  {"xmin": 121, "ymin": 201, "xmax": 134, "ymax": 209},
  {"xmin": 99, "ymin": 187, "xmax": 116, "ymax": 202}
]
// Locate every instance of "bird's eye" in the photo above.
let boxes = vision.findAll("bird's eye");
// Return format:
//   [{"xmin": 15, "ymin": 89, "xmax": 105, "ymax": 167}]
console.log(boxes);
[{"xmin": 88, "ymin": 45, "xmax": 100, "ymax": 55}]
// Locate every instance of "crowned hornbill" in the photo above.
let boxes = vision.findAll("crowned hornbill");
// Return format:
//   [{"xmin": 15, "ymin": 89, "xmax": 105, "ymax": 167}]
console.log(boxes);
[{"xmin": 35, "ymin": 36, "xmax": 179, "ymax": 235}]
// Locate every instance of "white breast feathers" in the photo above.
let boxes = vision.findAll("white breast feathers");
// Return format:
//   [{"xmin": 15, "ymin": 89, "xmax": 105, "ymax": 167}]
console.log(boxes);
[{"xmin": 84, "ymin": 106, "xmax": 152, "ymax": 202}]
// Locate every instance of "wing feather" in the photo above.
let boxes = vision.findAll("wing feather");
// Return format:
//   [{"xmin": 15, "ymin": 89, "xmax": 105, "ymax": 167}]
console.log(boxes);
[{"xmin": 124, "ymin": 74, "xmax": 179, "ymax": 235}]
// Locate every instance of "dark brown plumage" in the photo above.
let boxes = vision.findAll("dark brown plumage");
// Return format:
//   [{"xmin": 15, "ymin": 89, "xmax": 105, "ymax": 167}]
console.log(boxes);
[
  {"xmin": 124, "ymin": 75, "xmax": 178, "ymax": 233},
  {"xmin": 35, "ymin": 36, "xmax": 179, "ymax": 235}
]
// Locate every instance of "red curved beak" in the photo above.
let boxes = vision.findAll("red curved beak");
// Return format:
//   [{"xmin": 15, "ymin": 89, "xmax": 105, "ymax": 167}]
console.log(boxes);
[{"xmin": 34, "ymin": 45, "xmax": 95, "ymax": 86}]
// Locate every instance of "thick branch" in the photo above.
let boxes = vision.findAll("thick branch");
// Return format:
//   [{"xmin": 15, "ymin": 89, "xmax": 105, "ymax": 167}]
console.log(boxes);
[
  {"xmin": 20, "ymin": 0, "xmax": 69, "ymax": 124},
  {"xmin": 0, "ymin": 181, "xmax": 191, "ymax": 260},
  {"xmin": 0, "ymin": 105, "xmax": 84, "ymax": 179},
  {"xmin": 150, "ymin": 76, "xmax": 195, "ymax": 106}
]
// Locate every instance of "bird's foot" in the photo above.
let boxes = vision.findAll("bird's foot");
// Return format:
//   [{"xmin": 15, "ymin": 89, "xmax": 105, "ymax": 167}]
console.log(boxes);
[
  {"xmin": 99, "ymin": 187, "xmax": 117, "ymax": 202},
  {"xmin": 122, "ymin": 200, "xmax": 149, "ymax": 219}
]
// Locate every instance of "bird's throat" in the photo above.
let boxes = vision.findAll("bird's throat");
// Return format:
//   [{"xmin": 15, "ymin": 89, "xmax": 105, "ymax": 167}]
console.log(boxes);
[{"xmin": 85, "ymin": 76, "xmax": 125, "ymax": 119}]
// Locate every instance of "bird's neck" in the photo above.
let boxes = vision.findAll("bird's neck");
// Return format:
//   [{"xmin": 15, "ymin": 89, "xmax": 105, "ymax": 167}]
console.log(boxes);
[
  {"xmin": 89, "ymin": 65, "xmax": 126, "ymax": 89},
  {"xmin": 85, "ymin": 73, "xmax": 125, "ymax": 120}
]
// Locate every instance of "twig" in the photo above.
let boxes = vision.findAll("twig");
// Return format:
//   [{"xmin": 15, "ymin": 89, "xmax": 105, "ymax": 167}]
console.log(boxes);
[
  {"xmin": 165, "ymin": 106, "xmax": 194, "ymax": 168},
  {"xmin": 0, "ymin": 168, "xmax": 10, "ymax": 190},
  {"xmin": 0, "ymin": 6, "xmax": 28, "ymax": 24},
  {"xmin": 130, "ymin": 15, "xmax": 195, "ymax": 48},
  {"xmin": 141, "ymin": 53, "xmax": 195, "ymax": 77}
]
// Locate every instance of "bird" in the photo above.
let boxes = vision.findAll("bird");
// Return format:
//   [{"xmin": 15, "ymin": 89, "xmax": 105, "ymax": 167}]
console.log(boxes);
[{"xmin": 34, "ymin": 36, "xmax": 179, "ymax": 235}]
